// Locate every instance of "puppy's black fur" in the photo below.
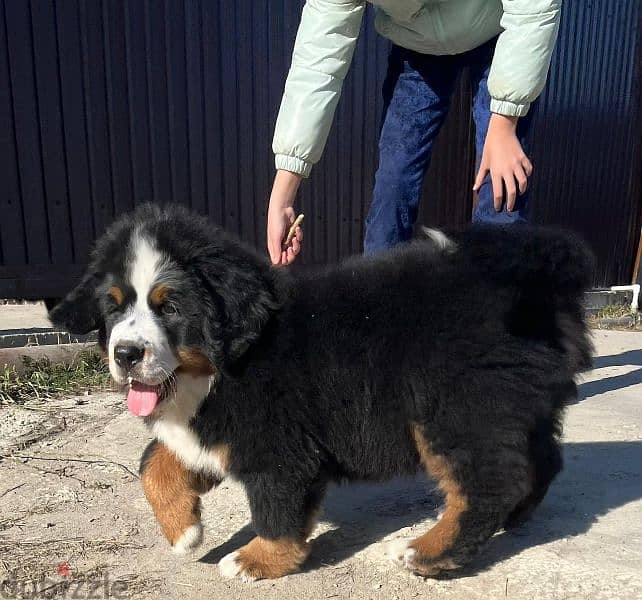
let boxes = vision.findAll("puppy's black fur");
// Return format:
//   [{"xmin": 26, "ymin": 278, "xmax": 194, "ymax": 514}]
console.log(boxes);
[{"xmin": 50, "ymin": 205, "xmax": 593, "ymax": 575}]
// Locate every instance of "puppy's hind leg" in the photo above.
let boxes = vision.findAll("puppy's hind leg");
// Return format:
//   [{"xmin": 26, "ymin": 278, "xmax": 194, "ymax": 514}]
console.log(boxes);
[
  {"xmin": 388, "ymin": 425, "xmax": 527, "ymax": 577},
  {"xmin": 140, "ymin": 440, "xmax": 219, "ymax": 554},
  {"xmin": 504, "ymin": 419, "xmax": 563, "ymax": 529}
]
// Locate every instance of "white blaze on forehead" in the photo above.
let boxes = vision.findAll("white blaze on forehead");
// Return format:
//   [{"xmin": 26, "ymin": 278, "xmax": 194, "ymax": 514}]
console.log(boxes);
[
  {"xmin": 129, "ymin": 235, "xmax": 170, "ymax": 311},
  {"xmin": 108, "ymin": 232, "xmax": 178, "ymax": 383}
]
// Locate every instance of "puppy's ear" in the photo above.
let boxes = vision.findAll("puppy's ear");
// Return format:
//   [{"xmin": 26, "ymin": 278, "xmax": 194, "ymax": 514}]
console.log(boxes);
[
  {"xmin": 199, "ymin": 258, "xmax": 279, "ymax": 365},
  {"xmin": 48, "ymin": 271, "xmax": 103, "ymax": 334}
]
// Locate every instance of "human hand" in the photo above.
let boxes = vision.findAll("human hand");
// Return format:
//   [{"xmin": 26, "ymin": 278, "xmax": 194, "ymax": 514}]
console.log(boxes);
[
  {"xmin": 473, "ymin": 114, "xmax": 533, "ymax": 211},
  {"xmin": 267, "ymin": 170, "xmax": 304, "ymax": 265}
]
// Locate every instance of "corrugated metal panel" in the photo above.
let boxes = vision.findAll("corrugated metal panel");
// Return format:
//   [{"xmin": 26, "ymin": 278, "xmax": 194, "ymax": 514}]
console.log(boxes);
[
  {"xmin": 0, "ymin": 0, "xmax": 640, "ymax": 298},
  {"xmin": 527, "ymin": 1, "xmax": 642, "ymax": 286}
]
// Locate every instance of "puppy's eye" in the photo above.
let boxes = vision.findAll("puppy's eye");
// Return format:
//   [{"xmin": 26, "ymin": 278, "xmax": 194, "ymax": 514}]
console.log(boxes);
[{"xmin": 161, "ymin": 302, "xmax": 178, "ymax": 316}]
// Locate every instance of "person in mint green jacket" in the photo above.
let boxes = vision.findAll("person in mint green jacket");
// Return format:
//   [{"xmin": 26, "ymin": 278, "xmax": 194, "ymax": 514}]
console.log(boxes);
[{"xmin": 267, "ymin": 0, "xmax": 561, "ymax": 265}]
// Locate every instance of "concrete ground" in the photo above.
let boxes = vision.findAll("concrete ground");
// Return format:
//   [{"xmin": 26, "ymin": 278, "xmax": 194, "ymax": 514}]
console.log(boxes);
[
  {"xmin": 0, "ymin": 330, "xmax": 641, "ymax": 599},
  {"xmin": 0, "ymin": 302, "xmax": 50, "ymax": 330},
  {"xmin": 0, "ymin": 302, "xmax": 97, "ymax": 352},
  {"xmin": 0, "ymin": 302, "xmax": 97, "ymax": 366}
]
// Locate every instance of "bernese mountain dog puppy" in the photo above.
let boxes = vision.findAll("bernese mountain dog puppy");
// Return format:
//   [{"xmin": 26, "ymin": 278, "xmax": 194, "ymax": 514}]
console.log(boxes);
[{"xmin": 49, "ymin": 204, "xmax": 593, "ymax": 581}]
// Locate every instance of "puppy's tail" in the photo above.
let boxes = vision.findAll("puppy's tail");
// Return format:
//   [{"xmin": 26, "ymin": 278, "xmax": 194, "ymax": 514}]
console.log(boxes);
[
  {"xmin": 419, "ymin": 227, "xmax": 457, "ymax": 253},
  {"xmin": 460, "ymin": 225, "xmax": 594, "ymax": 297},
  {"xmin": 420, "ymin": 224, "xmax": 594, "ymax": 296},
  {"xmin": 461, "ymin": 225, "xmax": 595, "ymax": 372},
  {"xmin": 420, "ymin": 227, "xmax": 455, "ymax": 251}
]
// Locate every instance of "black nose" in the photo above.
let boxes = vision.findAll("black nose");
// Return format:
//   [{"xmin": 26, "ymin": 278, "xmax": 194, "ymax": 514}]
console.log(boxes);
[{"xmin": 114, "ymin": 344, "xmax": 145, "ymax": 370}]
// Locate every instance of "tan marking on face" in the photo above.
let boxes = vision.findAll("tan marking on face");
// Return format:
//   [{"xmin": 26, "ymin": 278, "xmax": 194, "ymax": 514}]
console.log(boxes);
[
  {"xmin": 149, "ymin": 284, "xmax": 172, "ymax": 308},
  {"xmin": 409, "ymin": 424, "xmax": 469, "ymax": 569},
  {"xmin": 108, "ymin": 286, "xmax": 124, "ymax": 306},
  {"xmin": 141, "ymin": 442, "xmax": 219, "ymax": 545},
  {"xmin": 235, "ymin": 536, "xmax": 310, "ymax": 579},
  {"xmin": 176, "ymin": 347, "xmax": 217, "ymax": 376}
]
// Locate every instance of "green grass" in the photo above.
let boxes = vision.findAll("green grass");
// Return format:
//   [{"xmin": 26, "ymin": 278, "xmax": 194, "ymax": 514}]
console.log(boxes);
[
  {"xmin": 0, "ymin": 351, "xmax": 111, "ymax": 405},
  {"xmin": 592, "ymin": 304, "xmax": 636, "ymax": 320}
]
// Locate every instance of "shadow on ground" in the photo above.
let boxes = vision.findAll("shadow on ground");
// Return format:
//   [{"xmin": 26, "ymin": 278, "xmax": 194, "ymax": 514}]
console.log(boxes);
[
  {"xmin": 578, "ymin": 349, "xmax": 642, "ymax": 400},
  {"xmin": 465, "ymin": 441, "xmax": 642, "ymax": 575},
  {"xmin": 200, "ymin": 441, "xmax": 642, "ymax": 575},
  {"xmin": 199, "ymin": 474, "xmax": 439, "ymax": 568}
]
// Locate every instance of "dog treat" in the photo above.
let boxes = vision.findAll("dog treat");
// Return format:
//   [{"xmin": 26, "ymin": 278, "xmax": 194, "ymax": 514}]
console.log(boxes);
[{"xmin": 285, "ymin": 214, "xmax": 304, "ymax": 246}]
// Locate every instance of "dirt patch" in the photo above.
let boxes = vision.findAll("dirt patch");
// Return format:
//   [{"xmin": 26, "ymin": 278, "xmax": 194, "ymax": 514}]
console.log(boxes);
[
  {"xmin": 0, "ymin": 393, "xmax": 161, "ymax": 599},
  {"xmin": 0, "ymin": 408, "xmax": 50, "ymax": 451}
]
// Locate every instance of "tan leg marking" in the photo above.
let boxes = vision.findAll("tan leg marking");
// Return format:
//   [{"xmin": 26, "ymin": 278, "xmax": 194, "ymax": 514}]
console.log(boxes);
[
  {"xmin": 408, "ymin": 425, "xmax": 469, "ymax": 574},
  {"xmin": 141, "ymin": 443, "xmax": 217, "ymax": 550},
  {"xmin": 219, "ymin": 490, "xmax": 320, "ymax": 579},
  {"xmin": 221, "ymin": 537, "xmax": 310, "ymax": 580}
]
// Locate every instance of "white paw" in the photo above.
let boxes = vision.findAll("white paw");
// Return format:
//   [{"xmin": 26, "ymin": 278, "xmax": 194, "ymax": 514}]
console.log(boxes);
[
  {"xmin": 218, "ymin": 551, "xmax": 241, "ymax": 578},
  {"xmin": 384, "ymin": 538, "xmax": 416, "ymax": 569},
  {"xmin": 172, "ymin": 523, "xmax": 204, "ymax": 555},
  {"xmin": 218, "ymin": 551, "xmax": 255, "ymax": 582}
]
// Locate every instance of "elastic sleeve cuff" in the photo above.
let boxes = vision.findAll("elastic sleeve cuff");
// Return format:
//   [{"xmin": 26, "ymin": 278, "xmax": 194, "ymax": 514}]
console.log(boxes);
[
  {"xmin": 490, "ymin": 99, "xmax": 531, "ymax": 117},
  {"xmin": 275, "ymin": 154, "xmax": 313, "ymax": 178}
]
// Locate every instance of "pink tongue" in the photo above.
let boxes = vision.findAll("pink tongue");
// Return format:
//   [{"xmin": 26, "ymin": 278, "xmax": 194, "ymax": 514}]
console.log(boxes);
[{"xmin": 127, "ymin": 382, "xmax": 160, "ymax": 416}]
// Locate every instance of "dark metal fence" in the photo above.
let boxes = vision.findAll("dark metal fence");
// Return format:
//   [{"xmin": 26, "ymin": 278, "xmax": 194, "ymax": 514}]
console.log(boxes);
[{"xmin": 1, "ymin": 0, "xmax": 641, "ymax": 298}]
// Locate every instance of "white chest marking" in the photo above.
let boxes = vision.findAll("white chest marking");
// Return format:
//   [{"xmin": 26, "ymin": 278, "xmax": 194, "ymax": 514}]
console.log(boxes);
[{"xmin": 148, "ymin": 373, "xmax": 227, "ymax": 478}]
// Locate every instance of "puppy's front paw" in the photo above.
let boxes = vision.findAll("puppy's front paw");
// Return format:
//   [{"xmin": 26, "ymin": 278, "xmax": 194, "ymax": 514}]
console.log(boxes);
[
  {"xmin": 218, "ymin": 537, "xmax": 309, "ymax": 581},
  {"xmin": 218, "ymin": 551, "xmax": 251, "ymax": 581},
  {"xmin": 171, "ymin": 522, "xmax": 204, "ymax": 555}
]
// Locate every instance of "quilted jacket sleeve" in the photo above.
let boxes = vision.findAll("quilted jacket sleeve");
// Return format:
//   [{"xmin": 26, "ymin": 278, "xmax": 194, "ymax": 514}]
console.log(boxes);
[
  {"xmin": 272, "ymin": 0, "xmax": 365, "ymax": 177},
  {"xmin": 488, "ymin": 0, "xmax": 562, "ymax": 116}
]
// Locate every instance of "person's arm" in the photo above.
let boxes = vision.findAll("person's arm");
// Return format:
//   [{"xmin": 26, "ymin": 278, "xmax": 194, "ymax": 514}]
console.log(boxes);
[
  {"xmin": 268, "ymin": 0, "xmax": 365, "ymax": 265},
  {"xmin": 474, "ymin": 0, "xmax": 561, "ymax": 211}
]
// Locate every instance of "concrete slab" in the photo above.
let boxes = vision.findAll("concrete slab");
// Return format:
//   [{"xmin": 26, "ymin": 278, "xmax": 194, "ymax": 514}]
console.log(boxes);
[
  {"xmin": 0, "ymin": 302, "xmax": 50, "ymax": 330},
  {"xmin": 0, "ymin": 302, "xmax": 96, "ymax": 349}
]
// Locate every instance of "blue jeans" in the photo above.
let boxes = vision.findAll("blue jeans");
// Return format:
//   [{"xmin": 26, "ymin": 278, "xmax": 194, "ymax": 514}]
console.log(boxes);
[{"xmin": 364, "ymin": 39, "xmax": 533, "ymax": 253}]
